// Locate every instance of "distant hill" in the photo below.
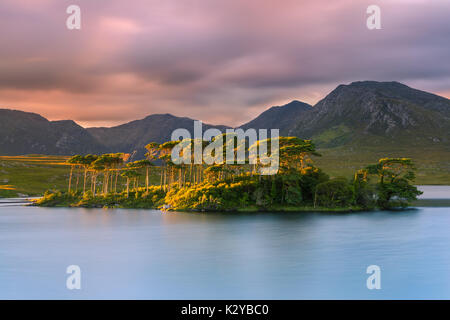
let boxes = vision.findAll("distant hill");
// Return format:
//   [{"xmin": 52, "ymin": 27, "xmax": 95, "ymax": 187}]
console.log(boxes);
[
  {"xmin": 0, "ymin": 110, "xmax": 229, "ymax": 157},
  {"xmin": 87, "ymin": 114, "xmax": 229, "ymax": 158},
  {"xmin": 0, "ymin": 109, "xmax": 104, "ymax": 155}
]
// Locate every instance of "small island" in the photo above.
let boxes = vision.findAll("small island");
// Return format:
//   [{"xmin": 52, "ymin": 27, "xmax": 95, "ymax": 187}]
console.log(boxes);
[{"xmin": 35, "ymin": 136, "xmax": 422, "ymax": 212}]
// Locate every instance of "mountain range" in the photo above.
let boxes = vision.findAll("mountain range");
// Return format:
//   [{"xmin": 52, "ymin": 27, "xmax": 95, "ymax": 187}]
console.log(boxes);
[{"xmin": 1, "ymin": 81, "xmax": 449, "ymax": 160}]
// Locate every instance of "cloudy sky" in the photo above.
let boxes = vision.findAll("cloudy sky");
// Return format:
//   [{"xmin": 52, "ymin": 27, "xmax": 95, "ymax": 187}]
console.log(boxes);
[{"xmin": 0, "ymin": 0, "xmax": 449, "ymax": 127}]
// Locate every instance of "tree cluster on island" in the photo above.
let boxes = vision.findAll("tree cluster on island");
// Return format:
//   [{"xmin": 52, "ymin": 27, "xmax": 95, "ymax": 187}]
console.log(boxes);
[{"xmin": 36, "ymin": 135, "xmax": 422, "ymax": 212}]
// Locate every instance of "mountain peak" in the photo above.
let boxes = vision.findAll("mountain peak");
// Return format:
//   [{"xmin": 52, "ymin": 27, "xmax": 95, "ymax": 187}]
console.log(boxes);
[
  {"xmin": 143, "ymin": 113, "xmax": 177, "ymax": 120},
  {"xmin": 0, "ymin": 108, "xmax": 49, "ymax": 123},
  {"xmin": 329, "ymin": 81, "xmax": 411, "ymax": 97},
  {"xmin": 240, "ymin": 100, "xmax": 312, "ymax": 134},
  {"xmin": 291, "ymin": 81, "xmax": 450, "ymax": 147},
  {"xmin": 348, "ymin": 80, "xmax": 405, "ymax": 87},
  {"xmin": 326, "ymin": 80, "xmax": 450, "ymax": 116},
  {"xmin": 268, "ymin": 100, "xmax": 311, "ymax": 111},
  {"xmin": 51, "ymin": 119, "xmax": 80, "ymax": 127}
]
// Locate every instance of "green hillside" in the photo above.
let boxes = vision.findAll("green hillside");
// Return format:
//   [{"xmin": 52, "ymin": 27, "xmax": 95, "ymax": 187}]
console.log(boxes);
[{"xmin": 315, "ymin": 146, "xmax": 450, "ymax": 185}]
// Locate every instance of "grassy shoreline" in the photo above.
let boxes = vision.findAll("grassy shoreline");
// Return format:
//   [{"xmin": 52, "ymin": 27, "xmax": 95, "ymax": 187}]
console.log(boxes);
[
  {"xmin": 32, "ymin": 194, "xmax": 367, "ymax": 213},
  {"xmin": 29, "ymin": 193, "xmax": 450, "ymax": 211},
  {"xmin": 30, "ymin": 181, "xmax": 420, "ymax": 212}
]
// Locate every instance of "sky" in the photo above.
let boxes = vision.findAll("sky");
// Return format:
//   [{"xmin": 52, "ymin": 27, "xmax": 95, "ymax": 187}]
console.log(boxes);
[{"xmin": 0, "ymin": 0, "xmax": 449, "ymax": 127}]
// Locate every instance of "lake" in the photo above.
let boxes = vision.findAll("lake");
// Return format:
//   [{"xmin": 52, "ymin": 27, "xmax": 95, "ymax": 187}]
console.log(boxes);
[{"xmin": 0, "ymin": 186, "xmax": 449, "ymax": 299}]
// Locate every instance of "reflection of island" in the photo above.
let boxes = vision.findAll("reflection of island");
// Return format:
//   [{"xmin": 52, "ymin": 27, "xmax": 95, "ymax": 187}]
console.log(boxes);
[{"xmin": 35, "ymin": 136, "xmax": 421, "ymax": 212}]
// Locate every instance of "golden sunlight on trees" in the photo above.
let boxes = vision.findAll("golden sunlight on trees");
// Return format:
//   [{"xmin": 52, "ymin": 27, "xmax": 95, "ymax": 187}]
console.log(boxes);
[{"xmin": 45, "ymin": 140, "xmax": 421, "ymax": 212}]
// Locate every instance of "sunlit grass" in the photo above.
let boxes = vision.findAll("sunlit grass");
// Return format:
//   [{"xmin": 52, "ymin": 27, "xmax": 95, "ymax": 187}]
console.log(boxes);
[
  {"xmin": 0, "ymin": 155, "xmax": 71, "ymax": 197},
  {"xmin": 0, "ymin": 185, "xmax": 16, "ymax": 190},
  {"xmin": 0, "ymin": 154, "xmax": 161, "ymax": 197},
  {"xmin": 315, "ymin": 146, "xmax": 450, "ymax": 185}
]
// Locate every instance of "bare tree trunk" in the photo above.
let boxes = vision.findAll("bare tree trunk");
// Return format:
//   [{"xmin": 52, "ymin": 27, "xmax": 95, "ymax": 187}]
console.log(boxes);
[
  {"xmin": 114, "ymin": 171, "xmax": 118, "ymax": 194},
  {"xmin": 193, "ymin": 165, "xmax": 196, "ymax": 185},
  {"xmin": 68, "ymin": 166, "xmax": 73, "ymax": 193},
  {"xmin": 163, "ymin": 165, "xmax": 167, "ymax": 191},
  {"xmin": 103, "ymin": 171, "xmax": 109, "ymax": 195},
  {"xmin": 110, "ymin": 172, "xmax": 114, "ymax": 193},
  {"xmin": 75, "ymin": 167, "xmax": 80, "ymax": 192},
  {"xmin": 146, "ymin": 167, "xmax": 149, "ymax": 191},
  {"xmin": 314, "ymin": 190, "xmax": 317, "ymax": 208},
  {"xmin": 83, "ymin": 168, "xmax": 87, "ymax": 194},
  {"xmin": 93, "ymin": 175, "xmax": 97, "ymax": 196}
]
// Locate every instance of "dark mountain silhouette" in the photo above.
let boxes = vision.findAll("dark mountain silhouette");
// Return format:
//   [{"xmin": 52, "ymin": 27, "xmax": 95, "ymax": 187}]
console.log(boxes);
[
  {"xmin": 239, "ymin": 100, "xmax": 312, "ymax": 135},
  {"xmin": 87, "ymin": 114, "xmax": 229, "ymax": 158},
  {"xmin": 0, "ymin": 109, "xmax": 104, "ymax": 155}
]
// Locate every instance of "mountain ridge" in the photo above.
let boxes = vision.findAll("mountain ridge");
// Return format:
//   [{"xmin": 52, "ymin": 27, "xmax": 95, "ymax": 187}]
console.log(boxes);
[{"xmin": 1, "ymin": 81, "xmax": 449, "ymax": 157}]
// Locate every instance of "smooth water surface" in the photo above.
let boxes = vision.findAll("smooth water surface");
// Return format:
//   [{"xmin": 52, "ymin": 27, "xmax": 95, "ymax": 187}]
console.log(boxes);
[
  {"xmin": 418, "ymin": 185, "xmax": 450, "ymax": 199},
  {"xmin": 1, "ymin": 202, "xmax": 450, "ymax": 299}
]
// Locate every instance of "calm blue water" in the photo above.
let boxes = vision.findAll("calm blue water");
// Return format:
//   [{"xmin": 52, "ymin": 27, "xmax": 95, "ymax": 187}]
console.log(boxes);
[{"xmin": 0, "ymin": 203, "xmax": 450, "ymax": 299}]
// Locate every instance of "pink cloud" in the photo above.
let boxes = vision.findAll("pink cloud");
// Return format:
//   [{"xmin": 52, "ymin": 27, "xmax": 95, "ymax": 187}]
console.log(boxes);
[{"xmin": 0, "ymin": 0, "xmax": 449, "ymax": 127}]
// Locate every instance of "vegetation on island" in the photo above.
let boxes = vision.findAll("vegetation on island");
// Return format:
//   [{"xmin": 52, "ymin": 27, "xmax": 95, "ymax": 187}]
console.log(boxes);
[{"xmin": 34, "ymin": 135, "xmax": 422, "ymax": 212}]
